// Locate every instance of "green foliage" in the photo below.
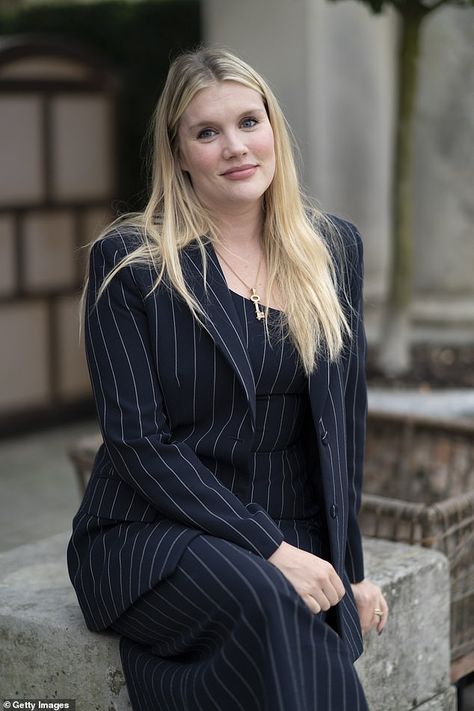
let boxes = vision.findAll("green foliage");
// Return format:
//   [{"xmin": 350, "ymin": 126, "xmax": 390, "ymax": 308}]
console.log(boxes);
[
  {"xmin": 0, "ymin": 1, "xmax": 201, "ymax": 210},
  {"xmin": 327, "ymin": 0, "xmax": 474, "ymax": 14}
]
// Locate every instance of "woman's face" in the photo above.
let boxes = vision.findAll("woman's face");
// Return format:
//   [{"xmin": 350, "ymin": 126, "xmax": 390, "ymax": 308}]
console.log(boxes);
[{"xmin": 177, "ymin": 81, "xmax": 276, "ymax": 217}]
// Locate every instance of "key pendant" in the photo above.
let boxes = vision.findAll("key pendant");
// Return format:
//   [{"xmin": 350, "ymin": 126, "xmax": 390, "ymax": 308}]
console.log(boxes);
[{"xmin": 250, "ymin": 289, "xmax": 266, "ymax": 321}]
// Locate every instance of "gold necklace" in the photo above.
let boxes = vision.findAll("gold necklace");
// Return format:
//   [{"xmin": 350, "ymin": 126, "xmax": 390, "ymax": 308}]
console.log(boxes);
[{"xmin": 215, "ymin": 249, "xmax": 266, "ymax": 321}]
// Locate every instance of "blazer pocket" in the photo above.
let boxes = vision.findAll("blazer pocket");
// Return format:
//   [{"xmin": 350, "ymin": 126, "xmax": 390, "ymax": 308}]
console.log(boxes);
[{"xmin": 84, "ymin": 476, "xmax": 157, "ymax": 523}]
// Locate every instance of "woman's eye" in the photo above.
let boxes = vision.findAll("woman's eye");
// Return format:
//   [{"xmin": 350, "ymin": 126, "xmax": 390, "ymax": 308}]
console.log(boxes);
[
  {"xmin": 197, "ymin": 128, "xmax": 216, "ymax": 140},
  {"xmin": 241, "ymin": 117, "xmax": 258, "ymax": 129}
]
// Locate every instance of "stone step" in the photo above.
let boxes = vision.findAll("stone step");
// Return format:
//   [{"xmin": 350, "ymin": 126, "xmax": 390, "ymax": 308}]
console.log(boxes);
[{"xmin": 0, "ymin": 533, "xmax": 456, "ymax": 710}]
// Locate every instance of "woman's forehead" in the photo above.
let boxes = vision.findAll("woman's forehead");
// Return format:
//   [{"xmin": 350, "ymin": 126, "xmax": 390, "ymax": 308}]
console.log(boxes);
[{"xmin": 180, "ymin": 81, "xmax": 265, "ymax": 126}]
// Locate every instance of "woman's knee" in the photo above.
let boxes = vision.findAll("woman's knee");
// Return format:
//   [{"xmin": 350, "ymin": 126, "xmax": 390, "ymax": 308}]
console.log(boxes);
[{"xmin": 181, "ymin": 535, "xmax": 295, "ymax": 622}]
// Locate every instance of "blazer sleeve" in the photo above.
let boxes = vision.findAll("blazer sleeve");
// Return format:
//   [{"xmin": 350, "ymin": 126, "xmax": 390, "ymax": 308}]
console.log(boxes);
[
  {"xmin": 85, "ymin": 233, "xmax": 284, "ymax": 559},
  {"xmin": 343, "ymin": 225, "xmax": 368, "ymax": 584}
]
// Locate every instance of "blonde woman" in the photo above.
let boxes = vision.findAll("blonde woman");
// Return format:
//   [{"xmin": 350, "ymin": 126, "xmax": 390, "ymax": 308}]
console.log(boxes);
[{"xmin": 68, "ymin": 47, "xmax": 388, "ymax": 710}]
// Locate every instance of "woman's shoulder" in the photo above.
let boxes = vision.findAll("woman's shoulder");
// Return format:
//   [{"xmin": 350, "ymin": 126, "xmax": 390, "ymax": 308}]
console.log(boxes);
[
  {"xmin": 322, "ymin": 213, "xmax": 363, "ymax": 255},
  {"xmin": 91, "ymin": 224, "xmax": 145, "ymax": 260},
  {"xmin": 314, "ymin": 213, "xmax": 364, "ymax": 300}
]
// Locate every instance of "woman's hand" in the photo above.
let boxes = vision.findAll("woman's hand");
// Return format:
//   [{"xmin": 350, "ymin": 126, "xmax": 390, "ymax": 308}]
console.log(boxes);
[
  {"xmin": 351, "ymin": 578, "xmax": 389, "ymax": 635},
  {"xmin": 268, "ymin": 541, "xmax": 345, "ymax": 614}
]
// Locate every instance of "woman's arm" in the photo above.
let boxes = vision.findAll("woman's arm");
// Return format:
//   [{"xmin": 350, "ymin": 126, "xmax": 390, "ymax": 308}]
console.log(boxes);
[
  {"xmin": 341, "ymin": 222, "xmax": 389, "ymax": 633},
  {"xmin": 343, "ymin": 225, "xmax": 367, "ymax": 584},
  {"xmin": 85, "ymin": 233, "xmax": 284, "ymax": 558},
  {"xmin": 268, "ymin": 221, "xmax": 367, "ymax": 618}
]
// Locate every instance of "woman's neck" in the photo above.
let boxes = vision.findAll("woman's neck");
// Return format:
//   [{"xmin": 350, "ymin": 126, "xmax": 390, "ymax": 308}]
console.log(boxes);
[{"xmin": 213, "ymin": 205, "xmax": 264, "ymax": 259}]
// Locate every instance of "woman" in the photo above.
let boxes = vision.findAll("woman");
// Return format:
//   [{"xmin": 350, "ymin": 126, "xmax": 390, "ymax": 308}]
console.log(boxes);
[{"xmin": 68, "ymin": 47, "xmax": 388, "ymax": 710}]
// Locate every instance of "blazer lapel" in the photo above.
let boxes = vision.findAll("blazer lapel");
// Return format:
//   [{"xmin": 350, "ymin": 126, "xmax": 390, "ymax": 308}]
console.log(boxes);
[
  {"xmin": 181, "ymin": 240, "xmax": 257, "ymax": 428},
  {"xmin": 181, "ymin": 238, "xmax": 332, "ymax": 433}
]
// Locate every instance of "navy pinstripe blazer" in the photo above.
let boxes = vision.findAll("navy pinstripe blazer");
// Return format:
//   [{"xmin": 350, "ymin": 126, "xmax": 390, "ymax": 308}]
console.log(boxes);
[{"xmin": 67, "ymin": 215, "xmax": 367, "ymax": 661}]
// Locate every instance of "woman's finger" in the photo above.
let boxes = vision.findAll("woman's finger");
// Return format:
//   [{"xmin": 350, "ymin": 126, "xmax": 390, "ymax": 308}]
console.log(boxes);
[
  {"xmin": 375, "ymin": 597, "xmax": 389, "ymax": 634},
  {"xmin": 361, "ymin": 616, "xmax": 372, "ymax": 636},
  {"xmin": 322, "ymin": 581, "xmax": 344, "ymax": 606},
  {"xmin": 303, "ymin": 594, "xmax": 321, "ymax": 615},
  {"xmin": 310, "ymin": 589, "xmax": 332, "ymax": 612},
  {"xmin": 328, "ymin": 571, "xmax": 346, "ymax": 601}
]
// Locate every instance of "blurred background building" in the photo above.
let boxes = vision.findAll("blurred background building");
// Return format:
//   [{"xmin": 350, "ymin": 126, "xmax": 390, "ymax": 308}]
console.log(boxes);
[
  {"xmin": 0, "ymin": 0, "xmax": 201, "ymax": 433},
  {"xmin": 0, "ymin": 35, "xmax": 116, "ymax": 430},
  {"xmin": 0, "ymin": 0, "xmax": 472, "ymax": 435}
]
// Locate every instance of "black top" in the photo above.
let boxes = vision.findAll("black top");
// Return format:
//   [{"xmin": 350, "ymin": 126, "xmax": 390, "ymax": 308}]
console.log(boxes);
[{"xmin": 230, "ymin": 289, "xmax": 321, "ymax": 521}]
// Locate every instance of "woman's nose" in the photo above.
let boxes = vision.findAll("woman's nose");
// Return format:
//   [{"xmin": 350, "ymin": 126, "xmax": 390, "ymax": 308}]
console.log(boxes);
[{"xmin": 222, "ymin": 132, "xmax": 247, "ymax": 159}]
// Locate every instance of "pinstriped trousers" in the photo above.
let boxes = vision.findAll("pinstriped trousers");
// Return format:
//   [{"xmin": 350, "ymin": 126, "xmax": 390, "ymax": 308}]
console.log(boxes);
[{"xmin": 111, "ymin": 520, "xmax": 369, "ymax": 711}]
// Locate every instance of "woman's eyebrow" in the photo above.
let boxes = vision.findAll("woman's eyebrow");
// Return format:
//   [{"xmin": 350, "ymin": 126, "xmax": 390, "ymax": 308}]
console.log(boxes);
[{"xmin": 187, "ymin": 107, "xmax": 266, "ymax": 133}]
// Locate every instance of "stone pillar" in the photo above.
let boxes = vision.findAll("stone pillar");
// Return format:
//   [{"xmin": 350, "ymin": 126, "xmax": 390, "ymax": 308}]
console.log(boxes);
[
  {"xmin": 202, "ymin": 0, "xmax": 474, "ymax": 344},
  {"xmin": 412, "ymin": 6, "xmax": 474, "ymax": 337},
  {"xmin": 202, "ymin": 0, "xmax": 396, "ymax": 304},
  {"xmin": 307, "ymin": 0, "xmax": 396, "ymax": 303}
]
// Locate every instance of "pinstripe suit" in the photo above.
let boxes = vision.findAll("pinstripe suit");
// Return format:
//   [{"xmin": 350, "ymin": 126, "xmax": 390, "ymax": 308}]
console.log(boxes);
[{"xmin": 67, "ymin": 215, "xmax": 368, "ymax": 709}]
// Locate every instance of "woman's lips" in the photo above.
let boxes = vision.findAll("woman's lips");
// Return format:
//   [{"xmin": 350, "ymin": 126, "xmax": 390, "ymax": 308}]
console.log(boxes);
[{"xmin": 221, "ymin": 165, "xmax": 258, "ymax": 180}]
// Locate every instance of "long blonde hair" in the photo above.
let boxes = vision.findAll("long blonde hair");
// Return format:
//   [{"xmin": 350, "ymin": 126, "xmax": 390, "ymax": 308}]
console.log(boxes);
[{"xmin": 82, "ymin": 47, "xmax": 353, "ymax": 375}]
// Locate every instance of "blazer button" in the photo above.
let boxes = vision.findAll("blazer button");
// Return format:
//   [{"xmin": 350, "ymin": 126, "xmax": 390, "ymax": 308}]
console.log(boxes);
[
  {"xmin": 320, "ymin": 426, "xmax": 329, "ymax": 446},
  {"xmin": 330, "ymin": 504, "xmax": 338, "ymax": 519}
]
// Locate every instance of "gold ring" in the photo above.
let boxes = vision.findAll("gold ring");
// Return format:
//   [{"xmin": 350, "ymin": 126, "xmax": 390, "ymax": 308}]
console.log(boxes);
[{"xmin": 374, "ymin": 608, "xmax": 383, "ymax": 619}]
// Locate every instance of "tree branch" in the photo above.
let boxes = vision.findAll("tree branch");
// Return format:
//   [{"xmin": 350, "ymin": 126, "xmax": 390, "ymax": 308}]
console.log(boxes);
[
  {"xmin": 393, "ymin": 0, "xmax": 408, "ymax": 12},
  {"xmin": 423, "ymin": 0, "xmax": 448, "ymax": 13},
  {"xmin": 390, "ymin": 0, "xmax": 432, "ymax": 19}
]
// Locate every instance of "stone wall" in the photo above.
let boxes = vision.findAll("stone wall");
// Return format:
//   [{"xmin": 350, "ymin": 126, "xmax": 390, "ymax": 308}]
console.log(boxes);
[{"xmin": 0, "ymin": 37, "xmax": 115, "ymax": 428}]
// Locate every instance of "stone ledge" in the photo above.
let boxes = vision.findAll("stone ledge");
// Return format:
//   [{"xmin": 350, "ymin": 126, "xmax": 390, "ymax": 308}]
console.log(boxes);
[
  {"xmin": 0, "ymin": 534, "xmax": 128, "ymax": 711},
  {"xmin": 356, "ymin": 538, "xmax": 453, "ymax": 711},
  {"xmin": 0, "ymin": 534, "xmax": 456, "ymax": 711},
  {"xmin": 414, "ymin": 687, "xmax": 457, "ymax": 711}
]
